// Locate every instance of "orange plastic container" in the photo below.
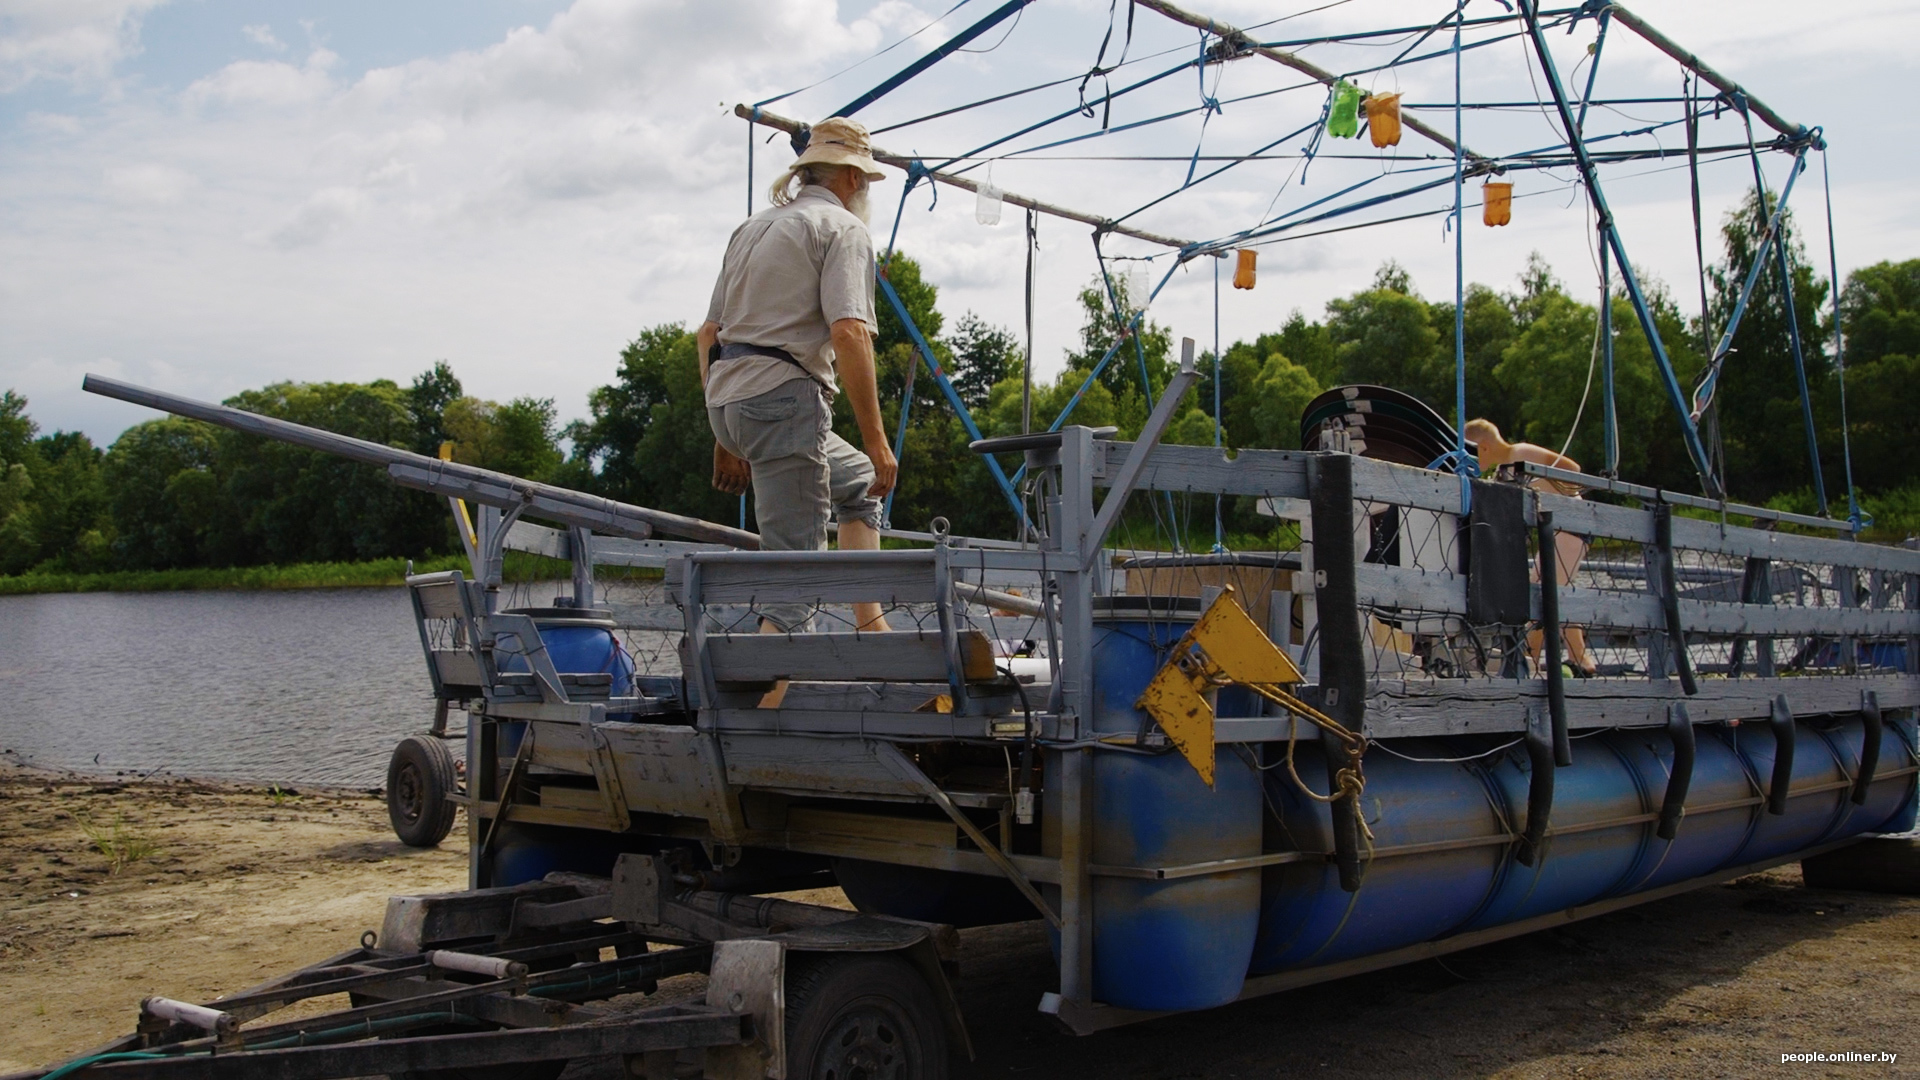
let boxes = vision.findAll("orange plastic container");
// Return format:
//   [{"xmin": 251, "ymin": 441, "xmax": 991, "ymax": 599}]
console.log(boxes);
[
  {"xmin": 1366, "ymin": 93, "xmax": 1402, "ymax": 148},
  {"xmin": 1482, "ymin": 181, "xmax": 1513, "ymax": 227},
  {"xmin": 1233, "ymin": 249, "xmax": 1257, "ymax": 290}
]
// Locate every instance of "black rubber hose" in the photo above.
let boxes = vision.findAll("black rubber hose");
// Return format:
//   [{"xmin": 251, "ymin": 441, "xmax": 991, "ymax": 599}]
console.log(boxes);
[
  {"xmin": 1653, "ymin": 504, "xmax": 1699, "ymax": 695},
  {"xmin": 1517, "ymin": 714, "xmax": 1555, "ymax": 868},
  {"xmin": 1852, "ymin": 692, "xmax": 1884, "ymax": 806},
  {"xmin": 1538, "ymin": 511, "xmax": 1571, "ymax": 767},
  {"xmin": 1766, "ymin": 693, "xmax": 1796, "ymax": 815},
  {"xmin": 1657, "ymin": 703, "xmax": 1695, "ymax": 841}
]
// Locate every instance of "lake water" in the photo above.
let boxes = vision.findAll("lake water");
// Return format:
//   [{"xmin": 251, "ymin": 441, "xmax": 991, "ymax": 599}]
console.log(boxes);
[
  {"xmin": 0, "ymin": 588, "xmax": 448, "ymax": 788},
  {"xmin": 0, "ymin": 582, "xmax": 686, "ymax": 788}
]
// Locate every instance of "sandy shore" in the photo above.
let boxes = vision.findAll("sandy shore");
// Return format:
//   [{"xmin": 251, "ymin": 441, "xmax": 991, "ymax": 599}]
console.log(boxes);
[{"xmin": 2, "ymin": 759, "xmax": 1913, "ymax": 1078}]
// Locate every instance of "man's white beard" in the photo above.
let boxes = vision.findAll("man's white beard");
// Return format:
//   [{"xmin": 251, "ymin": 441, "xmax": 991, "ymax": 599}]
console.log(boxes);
[{"xmin": 845, "ymin": 181, "xmax": 872, "ymax": 226}]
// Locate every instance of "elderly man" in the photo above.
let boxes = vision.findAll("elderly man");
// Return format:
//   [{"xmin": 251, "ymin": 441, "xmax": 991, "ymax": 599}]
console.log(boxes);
[{"xmin": 696, "ymin": 116, "xmax": 897, "ymax": 640}]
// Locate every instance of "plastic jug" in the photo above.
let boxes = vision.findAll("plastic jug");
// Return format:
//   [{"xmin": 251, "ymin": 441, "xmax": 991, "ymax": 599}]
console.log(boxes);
[
  {"xmin": 1483, "ymin": 181, "xmax": 1513, "ymax": 227},
  {"xmin": 1327, "ymin": 80, "xmax": 1362, "ymax": 139},
  {"xmin": 1233, "ymin": 249, "xmax": 1257, "ymax": 290},
  {"xmin": 1366, "ymin": 92, "xmax": 1403, "ymax": 148}
]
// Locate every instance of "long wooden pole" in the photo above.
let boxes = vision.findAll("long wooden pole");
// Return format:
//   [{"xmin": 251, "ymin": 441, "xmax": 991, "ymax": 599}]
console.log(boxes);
[
  {"xmin": 735, "ymin": 104, "xmax": 1206, "ymax": 252},
  {"xmin": 1130, "ymin": 0, "xmax": 1488, "ymax": 162},
  {"xmin": 1605, "ymin": 5, "xmax": 1804, "ymax": 140}
]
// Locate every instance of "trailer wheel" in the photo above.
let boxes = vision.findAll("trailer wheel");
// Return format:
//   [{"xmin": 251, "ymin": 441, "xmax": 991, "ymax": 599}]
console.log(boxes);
[
  {"xmin": 784, "ymin": 954, "xmax": 949, "ymax": 1080},
  {"xmin": 387, "ymin": 734, "xmax": 458, "ymax": 848}
]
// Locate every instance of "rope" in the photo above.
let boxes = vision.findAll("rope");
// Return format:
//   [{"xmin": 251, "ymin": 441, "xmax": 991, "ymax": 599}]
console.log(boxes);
[
  {"xmin": 1184, "ymin": 29, "xmax": 1227, "ymax": 187},
  {"xmin": 1820, "ymin": 145, "xmax": 1869, "ymax": 532},
  {"xmin": 1686, "ymin": 73, "xmax": 1712, "ymax": 357},
  {"xmin": 1451, "ymin": 0, "xmax": 1471, "ymax": 516},
  {"xmin": 1077, "ymin": 0, "xmax": 1138, "ymax": 129},
  {"xmin": 1735, "ymin": 102, "xmax": 1827, "ymax": 514},
  {"xmin": 1212, "ymin": 254, "xmax": 1224, "ymax": 552}
]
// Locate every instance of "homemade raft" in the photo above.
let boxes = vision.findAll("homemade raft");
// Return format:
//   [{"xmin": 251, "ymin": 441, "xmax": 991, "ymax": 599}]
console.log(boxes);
[
  {"xmin": 42, "ymin": 367, "xmax": 1916, "ymax": 1080},
  {"xmin": 33, "ymin": 0, "xmax": 1920, "ymax": 1073}
]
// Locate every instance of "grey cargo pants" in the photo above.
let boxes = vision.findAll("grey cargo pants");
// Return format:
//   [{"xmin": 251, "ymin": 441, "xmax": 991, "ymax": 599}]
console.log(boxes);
[{"xmin": 708, "ymin": 377, "xmax": 882, "ymax": 633}]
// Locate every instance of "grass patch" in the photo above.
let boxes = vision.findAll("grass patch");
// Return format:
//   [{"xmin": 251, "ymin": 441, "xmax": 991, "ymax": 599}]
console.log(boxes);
[
  {"xmin": 73, "ymin": 811, "xmax": 159, "ymax": 873},
  {"xmin": 0, "ymin": 550, "xmax": 580, "ymax": 596}
]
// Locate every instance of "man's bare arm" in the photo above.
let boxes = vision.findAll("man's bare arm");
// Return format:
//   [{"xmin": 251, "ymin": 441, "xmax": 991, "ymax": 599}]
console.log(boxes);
[
  {"xmin": 831, "ymin": 317, "xmax": 897, "ymax": 498},
  {"xmin": 1507, "ymin": 441, "xmax": 1581, "ymax": 474},
  {"xmin": 696, "ymin": 321, "xmax": 721, "ymax": 389}
]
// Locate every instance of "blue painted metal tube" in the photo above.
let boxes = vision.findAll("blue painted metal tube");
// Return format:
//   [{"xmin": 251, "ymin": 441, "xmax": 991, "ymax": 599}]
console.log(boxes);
[
  {"xmin": 1516, "ymin": 0, "xmax": 1719, "ymax": 497},
  {"xmin": 1691, "ymin": 149, "xmax": 1808, "ymax": 421},
  {"xmin": 872, "ymin": 270, "xmax": 1027, "ymax": 523}
]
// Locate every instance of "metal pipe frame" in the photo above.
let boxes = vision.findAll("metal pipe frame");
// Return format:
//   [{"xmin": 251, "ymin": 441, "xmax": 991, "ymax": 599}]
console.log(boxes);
[
  {"xmin": 1691, "ymin": 148, "xmax": 1811, "ymax": 422},
  {"xmin": 1516, "ymin": 0, "xmax": 1719, "ymax": 498},
  {"xmin": 873, "ymin": 270, "xmax": 1027, "ymax": 522}
]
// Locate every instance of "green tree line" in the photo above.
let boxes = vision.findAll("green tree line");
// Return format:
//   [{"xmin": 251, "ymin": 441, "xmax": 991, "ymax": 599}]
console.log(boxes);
[{"xmin": 4, "ymin": 192, "xmax": 1917, "ymax": 580}]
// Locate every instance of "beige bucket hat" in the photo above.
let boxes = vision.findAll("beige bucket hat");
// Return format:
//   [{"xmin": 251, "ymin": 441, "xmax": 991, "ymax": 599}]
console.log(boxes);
[{"xmin": 795, "ymin": 117, "xmax": 886, "ymax": 180}]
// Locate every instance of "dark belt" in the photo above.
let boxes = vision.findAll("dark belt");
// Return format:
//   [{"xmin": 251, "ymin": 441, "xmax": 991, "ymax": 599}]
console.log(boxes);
[{"xmin": 716, "ymin": 342, "xmax": 805, "ymax": 370}]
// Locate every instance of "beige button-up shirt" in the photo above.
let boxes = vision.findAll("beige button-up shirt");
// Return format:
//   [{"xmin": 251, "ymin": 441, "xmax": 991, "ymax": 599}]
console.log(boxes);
[{"xmin": 703, "ymin": 186, "xmax": 878, "ymax": 408}]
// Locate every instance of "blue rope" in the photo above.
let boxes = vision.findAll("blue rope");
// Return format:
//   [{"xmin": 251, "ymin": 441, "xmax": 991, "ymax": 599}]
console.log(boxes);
[
  {"xmin": 1113, "ymin": 117, "xmax": 1319, "ymax": 227},
  {"xmin": 1095, "ymin": 239, "xmax": 1183, "ymax": 550},
  {"xmin": 929, "ymin": 56, "xmax": 1199, "ymax": 175},
  {"xmin": 883, "ymin": 161, "xmax": 936, "ymax": 263},
  {"xmin": 1819, "ymin": 145, "xmax": 1867, "ymax": 533},
  {"xmin": 1011, "ymin": 256, "xmax": 1186, "ymax": 486},
  {"xmin": 1735, "ymin": 103, "xmax": 1826, "ymax": 515},
  {"xmin": 1212, "ymin": 254, "xmax": 1225, "ymax": 553},
  {"xmin": 1185, "ymin": 30, "xmax": 1225, "ymax": 187},
  {"xmin": 752, "ymin": 0, "xmax": 975, "ymax": 112},
  {"xmin": 1451, "ymin": 0, "xmax": 1471, "ymax": 516}
]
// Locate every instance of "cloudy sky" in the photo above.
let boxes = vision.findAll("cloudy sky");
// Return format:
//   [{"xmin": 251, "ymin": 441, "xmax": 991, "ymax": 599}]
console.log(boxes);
[{"xmin": 5, "ymin": 0, "xmax": 1918, "ymax": 446}]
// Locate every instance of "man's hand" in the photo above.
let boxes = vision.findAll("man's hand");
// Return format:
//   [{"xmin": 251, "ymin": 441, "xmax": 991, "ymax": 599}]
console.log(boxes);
[
  {"xmin": 712, "ymin": 442, "xmax": 751, "ymax": 494},
  {"xmin": 865, "ymin": 440, "xmax": 897, "ymax": 499},
  {"xmin": 831, "ymin": 317, "xmax": 898, "ymax": 500}
]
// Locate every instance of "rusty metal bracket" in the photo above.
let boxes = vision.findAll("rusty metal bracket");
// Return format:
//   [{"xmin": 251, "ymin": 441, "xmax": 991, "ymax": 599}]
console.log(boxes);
[{"xmin": 1136, "ymin": 585, "xmax": 1305, "ymax": 786}]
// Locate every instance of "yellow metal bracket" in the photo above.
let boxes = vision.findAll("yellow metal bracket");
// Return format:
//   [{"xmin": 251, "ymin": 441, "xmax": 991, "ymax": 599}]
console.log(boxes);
[{"xmin": 1136, "ymin": 585, "xmax": 1304, "ymax": 786}]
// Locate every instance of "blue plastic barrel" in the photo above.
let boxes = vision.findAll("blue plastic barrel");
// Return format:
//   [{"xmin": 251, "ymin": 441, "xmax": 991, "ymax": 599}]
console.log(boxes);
[
  {"xmin": 1250, "ymin": 712, "xmax": 1917, "ymax": 974},
  {"xmin": 1046, "ymin": 596, "xmax": 1262, "ymax": 1012},
  {"xmin": 1605, "ymin": 726, "xmax": 1756, "ymax": 895},
  {"xmin": 498, "ymin": 607, "xmax": 634, "ymax": 696},
  {"xmin": 1251, "ymin": 737, "xmax": 1505, "ymax": 972},
  {"xmin": 487, "ymin": 822, "xmax": 628, "ymax": 887}
]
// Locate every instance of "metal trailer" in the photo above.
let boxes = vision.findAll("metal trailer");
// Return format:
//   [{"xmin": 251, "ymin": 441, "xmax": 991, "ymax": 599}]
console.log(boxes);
[{"xmin": 28, "ymin": 368, "xmax": 1920, "ymax": 1080}]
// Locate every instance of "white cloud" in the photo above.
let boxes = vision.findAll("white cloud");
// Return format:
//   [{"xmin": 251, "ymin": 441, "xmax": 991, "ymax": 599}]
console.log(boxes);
[
  {"xmin": 0, "ymin": 0, "xmax": 165, "ymax": 91},
  {"xmin": 184, "ymin": 47, "xmax": 338, "ymax": 108},
  {"xmin": 241, "ymin": 23, "xmax": 286, "ymax": 53},
  {"xmin": 102, "ymin": 162, "xmax": 194, "ymax": 203},
  {"xmin": 4, "ymin": 0, "xmax": 1918, "ymax": 449},
  {"xmin": 264, "ymin": 186, "xmax": 365, "ymax": 249}
]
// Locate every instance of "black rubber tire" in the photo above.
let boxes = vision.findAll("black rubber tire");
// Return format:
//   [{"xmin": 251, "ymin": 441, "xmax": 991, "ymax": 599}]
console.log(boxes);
[
  {"xmin": 784, "ymin": 954, "xmax": 949, "ymax": 1080},
  {"xmin": 387, "ymin": 734, "xmax": 459, "ymax": 848}
]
